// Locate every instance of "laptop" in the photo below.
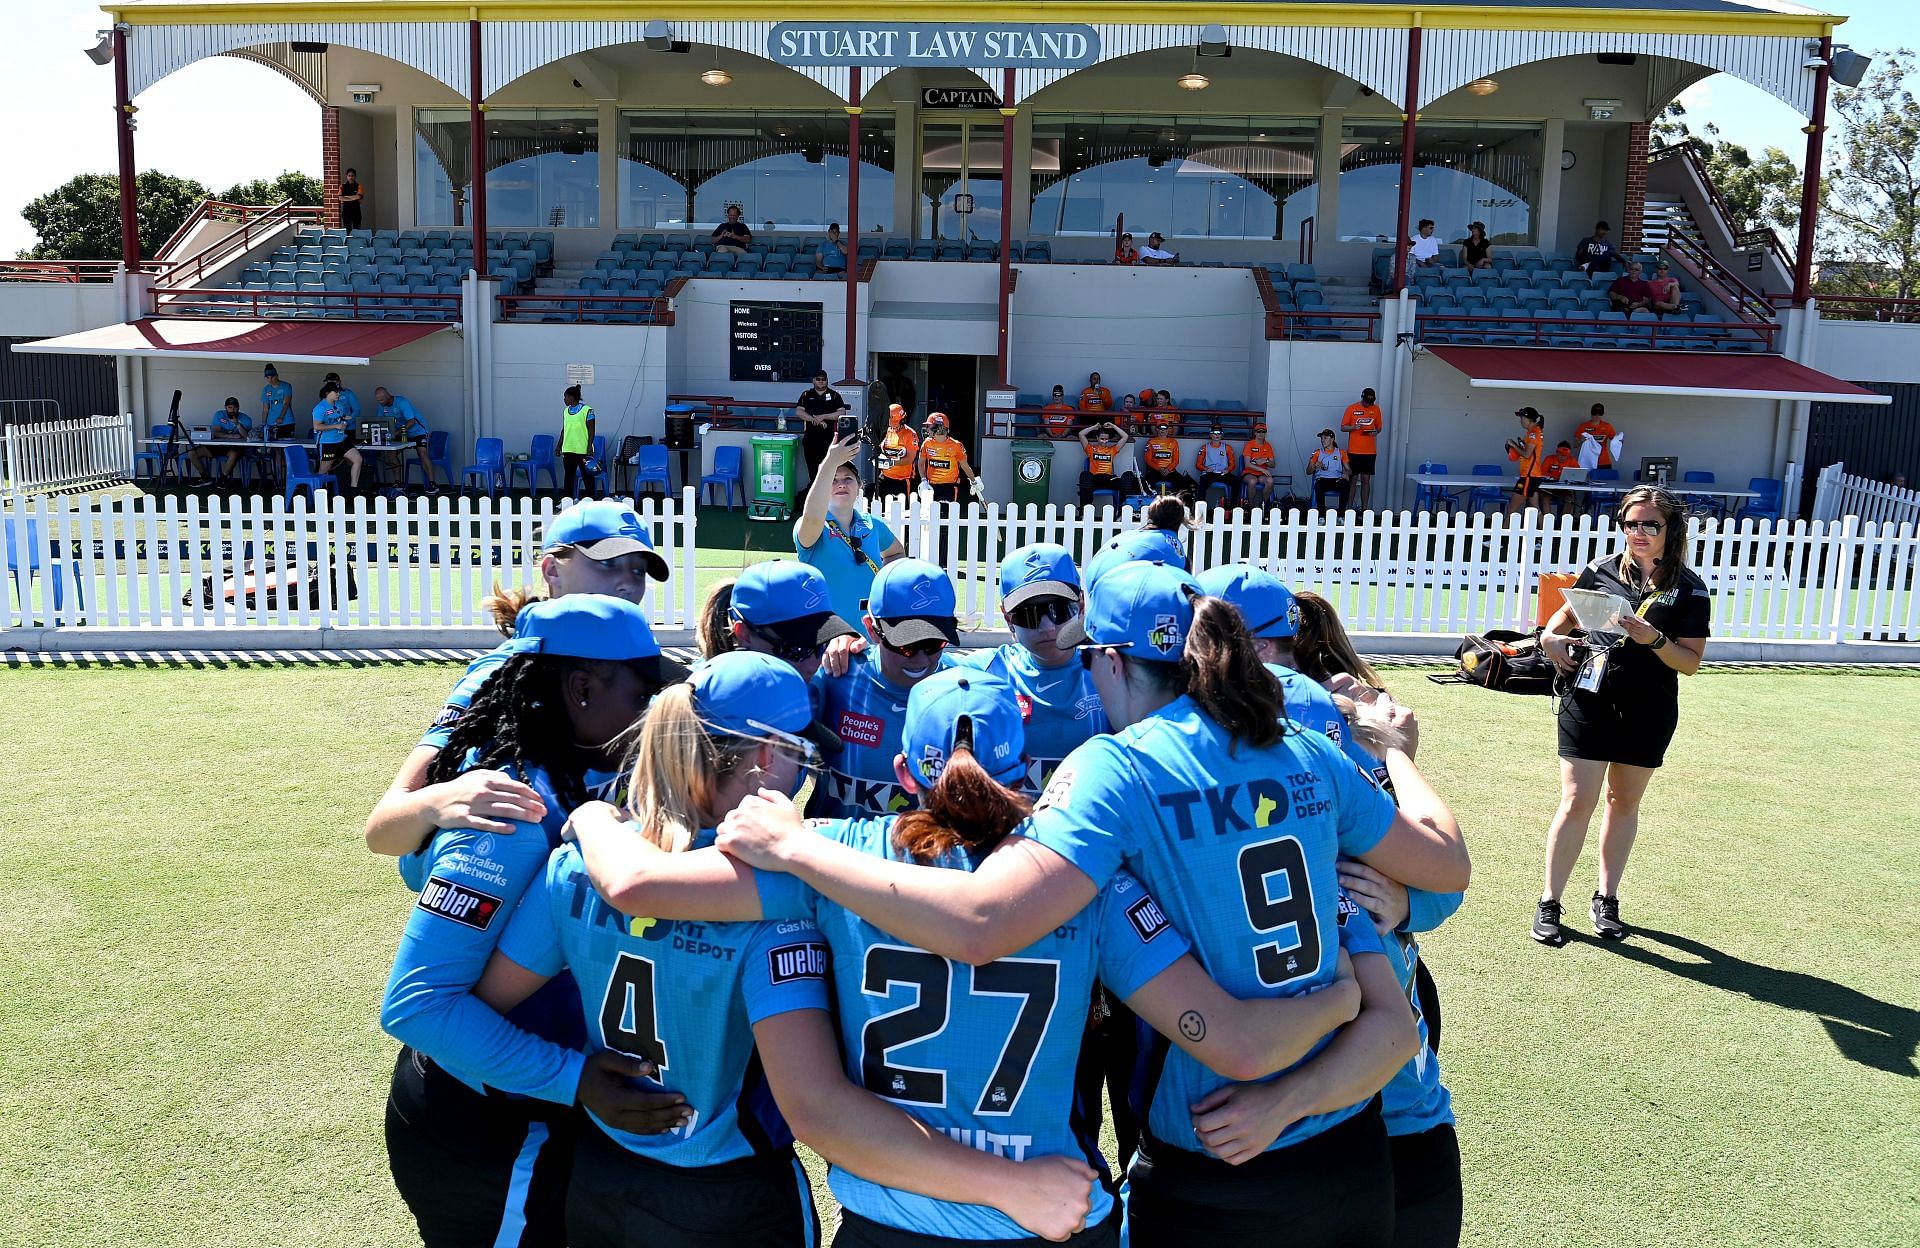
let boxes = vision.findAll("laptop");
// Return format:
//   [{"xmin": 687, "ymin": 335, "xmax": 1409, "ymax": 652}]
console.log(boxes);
[{"xmin": 1556, "ymin": 468, "xmax": 1591, "ymax": 485}]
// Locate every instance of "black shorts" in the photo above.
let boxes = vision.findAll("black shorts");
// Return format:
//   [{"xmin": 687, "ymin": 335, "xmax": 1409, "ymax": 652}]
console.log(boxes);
[
  {"xmin": 1513, "ymin": 477, "xmax": 1538, "ymax": 499},
  {"xmin": 835, "ymin": 1209, "xmax": 1120, "ymax": 1248},
  {"xmin": 1557, "ymin": 685, "xmax": 1679, "ymax": 769},
  {"xmin": 566, "ymin": 1121, "xmax": 818, "ymax": 1248},
  {"xmin": 929, "ymin": 482, "xmax": 965, "ymax": 503},
  {"xmin": 1125, "ymin": 1100, "xmax": 1394, "ymax": 1248},
  {"xmin": 1388, "ymin": 1123, "xmax": 1462, "ymax": 1248},
  {"xmin": 384, "ymin": 1046, "xmax": 577, "ymax": 1248},
  {"xmin": 1350, "ymin": 453, "xmax": 1378, "ymax": 475},
  {"xmin": 871, "ymin": 476, "xmax": 912, "ymax": 498}
]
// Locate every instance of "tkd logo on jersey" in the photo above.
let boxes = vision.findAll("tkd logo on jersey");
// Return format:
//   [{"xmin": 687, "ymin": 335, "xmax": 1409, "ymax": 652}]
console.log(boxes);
[{"xmin": 419, "ymin": 876, "xmax": 503, "ymax": 931}]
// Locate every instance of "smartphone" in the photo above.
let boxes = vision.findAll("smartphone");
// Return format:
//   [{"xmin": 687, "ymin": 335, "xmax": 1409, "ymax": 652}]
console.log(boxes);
[{"xmin": 836, "ymin": 414, "xmax": 862, "ymax": 441}]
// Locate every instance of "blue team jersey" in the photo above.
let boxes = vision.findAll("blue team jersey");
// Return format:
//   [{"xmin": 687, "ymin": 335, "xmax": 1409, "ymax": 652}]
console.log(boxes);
[
  {"xmin": 261, "ymin": 380, "xmax": 293, "ymax": 430},
  {"xmin": 809, "ymin": 653, "xmax": 947, "ymax": 819},
  {"xmin": 796, "ymin": 510, "xmax": 897, "ymax": 639},
  {"xmin": 397, "ymin": 747, "xmax": 618, "ymax": 891},
  {"xmin": 1363, "ymin": 877, "xmax": 1461, "ymax": 1137},
  {"xmin": 498, "ymin": 835, "xmax": 831, "ymax": 1167},
  {"xmin": 953, "ymin": 644, "xmax": 1108, "ymax": 791},
  {"xmin": 312, "ymin": 399, "xmax": 348, "ymax": 445},
  {"xmin": 336, "ymin": 386, "xmax": 361, "ymax": 424},
  {"xmin": 1267, "ymin": 662, "xmax": 1390, "ymax": 783},
  {"xmin": 757, "ymin": 820, "xmax": 1187, "ymax": 1239},
  {"xmin": 211, "ymin": 410, "xmax": 252, "ymax": 437},
  {"xmin": 382, "ymin": 395, "xmax": 428, "ymax": 440},
  {"xmin": 1020, "ymin": 697, "xmax": 1397, "ymax": 1153},
  {"xmin": 419, "ymin": 643, "xmax": 512, "ymax": 752},
  {"xmin": 379, "ymin": 760, "xmax": 591, "ymax": 1099}
]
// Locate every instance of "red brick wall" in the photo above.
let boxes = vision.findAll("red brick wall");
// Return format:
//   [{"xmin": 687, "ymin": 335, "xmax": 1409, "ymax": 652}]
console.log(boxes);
[
  {"xmin": 321, "ymin": 106, "xmax": 341, "ymax": 227},
  {"xmin": 1621, "ymin": 120, "xmax": 1650, "ymax": 255}
]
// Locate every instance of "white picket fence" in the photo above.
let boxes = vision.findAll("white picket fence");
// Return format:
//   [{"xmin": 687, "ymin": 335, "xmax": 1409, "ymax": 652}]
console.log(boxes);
[
  {"xmin": 1811, "ymin": 460, "xmax": 1920, "ymax": 527},
  {"xmin": 1, "ymin": 488, "xmax": 700, "ymax": 634},
  {"xmin": 3, "ymin": 490, "xmax": 1915, "ymax": 646},
  {"xmin": 1, "ymin": 414, "xmax": 133, "ymax": 495}
]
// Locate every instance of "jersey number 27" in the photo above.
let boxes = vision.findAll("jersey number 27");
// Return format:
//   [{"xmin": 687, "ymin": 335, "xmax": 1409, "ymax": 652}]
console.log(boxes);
[{"xmin": 861, "ymin": 946, "xmax": 1059, "ymax": 1116}]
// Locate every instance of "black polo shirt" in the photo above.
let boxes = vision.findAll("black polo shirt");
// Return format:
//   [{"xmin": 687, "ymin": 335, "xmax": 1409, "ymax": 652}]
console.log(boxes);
[
  {"xmin": 1571, "ymin": 555, "xmax": 1710, "ymax": 695},
  {"xmin": 798, "ymin": 387, "xmax": 846, "ymax": 418},
  {"xmin": 712, "ymin": 220, "xmax": 753, "ymax": 247}
]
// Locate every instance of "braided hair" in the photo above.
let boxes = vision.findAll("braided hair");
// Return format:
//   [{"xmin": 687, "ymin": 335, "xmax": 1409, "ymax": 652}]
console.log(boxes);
[{"xmin": 426, "ymin": 652, "xmax": 602, "ymax": 815}]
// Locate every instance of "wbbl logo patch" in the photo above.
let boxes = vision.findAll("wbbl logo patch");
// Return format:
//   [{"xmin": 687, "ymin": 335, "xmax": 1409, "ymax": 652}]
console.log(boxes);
[
  {"xmin": 419, "ymin": 875, "xmax": 503, "ymax": 930},
  {"xmin": 429, "ymin": 704, "xmax": 464, "ymax": 730},
  {"xmin": 767, "ymin": 942, "xmax": 829, "ymax": 984},
  {"xmin": 1126, "ymin": 895, "xmax": 1170, "ymax": 942}
]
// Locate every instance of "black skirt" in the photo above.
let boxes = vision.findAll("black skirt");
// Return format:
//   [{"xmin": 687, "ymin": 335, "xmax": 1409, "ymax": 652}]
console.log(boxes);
[{"xmin": 1556, "ymin": 684, "xmax": 1680, "ymax": 769}]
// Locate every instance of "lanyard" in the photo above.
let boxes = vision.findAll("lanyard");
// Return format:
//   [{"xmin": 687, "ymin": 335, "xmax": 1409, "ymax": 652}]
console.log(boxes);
[{"xmin": 824, "ymin": 514, "xmax": 880, "ymax": 574}]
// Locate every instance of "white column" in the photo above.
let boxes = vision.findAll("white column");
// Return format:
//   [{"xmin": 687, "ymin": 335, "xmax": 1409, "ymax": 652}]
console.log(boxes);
[
  {"xmin": 1315, "ymin": 109, "xmax": 1345, "ymax": 245},
  {"xmin": 397, "ymin": 106, "xmax": 419, "ymax": 231},
  {"xmin": 1536, "ymin": 117, "xmax": 1565, "ymax": 252},
  {"xmin": 599, "ymin": 101, "xmax": 619, "ymax": 232}
]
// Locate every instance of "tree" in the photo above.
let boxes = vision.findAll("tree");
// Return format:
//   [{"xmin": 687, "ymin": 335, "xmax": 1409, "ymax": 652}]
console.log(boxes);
[
  {"xmin": 219, "ymin": 171, "xmax": 325, "ymax": 208},
  {"xmin": 1821, "ymin": 51, "xmax": 1920, "ymax": 299},
  {"xmin": 18, "ymin": 171, "xmax": 210, "ymax": 261},
  {"xmin": 1653, "ymin": 101, "xmax": 1801, "ymax": 236}
]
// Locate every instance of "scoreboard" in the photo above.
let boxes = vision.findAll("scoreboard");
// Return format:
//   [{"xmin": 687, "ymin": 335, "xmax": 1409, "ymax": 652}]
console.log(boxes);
[{"xmin": 729, "ymin": 301, "xmax": 824, "ymax": 385}]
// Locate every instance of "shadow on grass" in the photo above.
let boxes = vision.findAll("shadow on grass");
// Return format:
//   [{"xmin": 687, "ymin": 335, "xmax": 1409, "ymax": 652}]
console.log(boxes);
[{"xmin": 1600, "ymin": 925, "xmax": 1919, "ymax": 1077}]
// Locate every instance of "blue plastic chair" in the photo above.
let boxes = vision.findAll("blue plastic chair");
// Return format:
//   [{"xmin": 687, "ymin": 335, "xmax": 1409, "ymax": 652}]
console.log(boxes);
[
  {"xmin": 460, "ymin": 438, "xmax": 507, "ymax": 497},
  {"xmin": 1680, "ymin": 469, "xmax": 1724, "ymax": 518},
  {"xmin": 700, "ymin": 444, "xmax": 743, "ymax": 509},
  {"xmin": 1742, "ymin": 477, "xmax": 1784, "ymax": 522},
  {"xmin": 1469, "ymin": 464, "xmax": 1507, "ymax": 512},
  {"xmin": 512, "ymin": 434, "xmax": 561, "ymax": 491},
  {"xmin": 632, "ymin": 443, "xmax": 672, "ymax": 499},
  {"xmin": 282, "ymin": 444, "xmax": 337, "ymax": 504},
  {"xmin": 404, "ymin": 430, "xmax": 452, "ymax": 486},
  {"xmin": 1587, "ymin": 467, "xmax": 1624, "ymax": 515},
  {"xmin": 1413, "ymin": 461, "xmax": 1454, "ymax": 511},
  {"xmin": 133, "ymin": 424, "xmax": 173, "ymax": 479},
  {"xmin": 6, "ymin": 517, "xmax": 81, "ymax": 617}
]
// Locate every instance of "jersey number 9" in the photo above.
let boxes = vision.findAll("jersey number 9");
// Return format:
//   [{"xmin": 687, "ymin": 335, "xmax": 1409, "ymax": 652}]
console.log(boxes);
[{"xmin": 1237, "ymin": 836, "xmax": 1323, "ymax": 988}]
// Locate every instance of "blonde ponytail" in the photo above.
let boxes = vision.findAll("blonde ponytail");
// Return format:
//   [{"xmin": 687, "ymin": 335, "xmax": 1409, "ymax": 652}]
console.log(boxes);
[{"xmin": 624, "ymin": 683, "xmax": 764, "ymax": 853}]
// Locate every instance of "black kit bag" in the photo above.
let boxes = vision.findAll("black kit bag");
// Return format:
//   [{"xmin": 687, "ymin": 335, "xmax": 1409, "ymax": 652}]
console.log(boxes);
[{"xmin": 1429, "ymin": 627, "xmax": 1557, "ymax": 696}]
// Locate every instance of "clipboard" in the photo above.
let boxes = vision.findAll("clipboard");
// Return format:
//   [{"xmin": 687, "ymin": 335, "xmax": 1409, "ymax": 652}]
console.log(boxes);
[{"xmin": 1562, "ymin": 587, "xmax": 1632, "ymax": 634}]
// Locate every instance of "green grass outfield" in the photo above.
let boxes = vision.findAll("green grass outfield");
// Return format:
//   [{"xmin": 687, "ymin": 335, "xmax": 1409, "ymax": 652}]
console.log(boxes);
[{"xmin": 1, "ymin": 663, "xmax": 1915, "ymax": 1247}]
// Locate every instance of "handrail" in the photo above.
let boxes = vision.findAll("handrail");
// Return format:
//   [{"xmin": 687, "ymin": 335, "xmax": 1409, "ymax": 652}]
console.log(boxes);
[
  {"xmin": 153, "ymin": 197, "xmax": 297, "ymax": 261},
  {"xmin": 499, "ymin": 292, "xmax": 673, "ymax": 326},
  {"xmin": 151, "ymin": 284, "xmax": 460, "ymax": 320},
  {"xmin": 1299, "ymin": 215, "xmax": 1316, "ymax": 266},
  {"xmin": 983, "ymin": 403, "xmax": 1268, "ymax": 440},
  {"xmin": 1664, "ymin": 229, "xmax": 1775, "ymax": 323},
  {"xmin": 0, "ymin": 260, "xmax": 161, "ymax": 283},
  {"xmin": 1649, "ymin": 142, "xmax": 1796, "ymax": 284},
  {"xmin": 1732, "ymin": 226, "xmax": 1795, "ymax": 282},
  {"xmin": 1266, "ymin": 307, "xmax": 1384, "ymax": 342},
  {"xmin": 159, "ymin": 199, "xmax": 323, "ymax": 287},
  {"xmin": 1419, "ymin": 308, "xmax": 1777, "ymax": 350},
  {"xmin": 1803, "ymin": 294, "xmax": 1920, "ymax": 323}
]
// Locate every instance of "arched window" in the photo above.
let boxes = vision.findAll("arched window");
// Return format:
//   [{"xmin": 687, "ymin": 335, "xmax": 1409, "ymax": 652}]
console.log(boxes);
[
  {"xmin": 618, "ymin": 110, "xmax": 897, "ymax": 231},
  {"xmin": 1335, "ymin": 122, "xmax": 1539, "ymax": 243}
]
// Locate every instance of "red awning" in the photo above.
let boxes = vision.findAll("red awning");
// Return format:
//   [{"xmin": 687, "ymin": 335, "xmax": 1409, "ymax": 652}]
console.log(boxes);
[
  {"xmin": 1426, "ymin": 345, "xmax": 1891, "ymax": 405},
  {"xmin": 8, "ymin": 318, "xmax": 450, "ymax": 367}
]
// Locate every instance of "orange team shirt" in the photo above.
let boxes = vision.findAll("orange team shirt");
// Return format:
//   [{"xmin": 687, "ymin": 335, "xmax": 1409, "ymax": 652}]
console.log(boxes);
[
  {"xmin": 1043, "ymin": 402, "xmax": 1076, "ymax": 438},
  {"xmin": 1242, "ymin": 439, "xmax": 1276, "ymax": 473},
  {"xmin": 1342, "ymin": 403, "xmax": 1383, "ymax": 455},
  {"xmin": 879, "ymin": 425, "xmax": 919, "ymax": 481},
  {"xmin": 1193, "ymin": 441, "xmax": 1237, "ymax": 475},
  {"xmin": 1576, "ymin": 418, "xmax": 1616, "ymax": 467},
  {"xmin": 1509, "ymin": 427, "xmax": 1545, "ymax": 479},
  {"xmin": 1142, "ymin": 436, "xmax": 1180, "ymax": 474},
  {"xmin": 1079, "ymin": 386, "xmax": 1113, "ymax": 412},
  {"xmin": 1542, "ymin": 448, "xmax": 1579, "ymax": 481},
  {"xmin": 1085, "ymin": 443, "xmax": 1119, "ymax": 476},
  {"xmin": 920, "ymin": 436, "xmax": 968, "ymax": 485}
]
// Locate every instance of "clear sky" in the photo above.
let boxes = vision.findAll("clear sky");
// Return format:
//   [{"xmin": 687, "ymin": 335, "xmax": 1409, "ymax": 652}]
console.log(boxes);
[{"xmin": 1, "ymin": 0, "xmax": 1909, "ymax": 257}]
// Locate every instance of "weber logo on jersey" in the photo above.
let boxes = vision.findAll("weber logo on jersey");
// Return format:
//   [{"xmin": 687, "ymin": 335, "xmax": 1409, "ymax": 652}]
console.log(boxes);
[
  {"xmin": 1126, "ymin": 894, "xmax": 1170, "ymax": 942},
  {"xmin": 767, "ymin": 941, "xmax": 829, "ymax": 984},
  {"xmin": 419, "ymin": 875, "xmax": 503, "ymax": 930},
  {"xmin": 429, "ymin": 704, "xmax": 464, "ymax": 730},
  {"xmin": 1337, "ymin": 892, "xmax": 1359, "ymax": 929}
]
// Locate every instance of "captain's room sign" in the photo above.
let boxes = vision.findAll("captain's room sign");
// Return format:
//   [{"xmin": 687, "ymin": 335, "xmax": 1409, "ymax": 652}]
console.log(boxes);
[{"xmin": 769, "ymin": 23, "xmax": 1100, "ymax": 69}]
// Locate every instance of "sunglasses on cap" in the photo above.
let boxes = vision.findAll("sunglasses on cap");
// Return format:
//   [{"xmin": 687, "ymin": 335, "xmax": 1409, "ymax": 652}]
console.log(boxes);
[
  {"xmin": 749, "ymin": 626, "xmax": 828, "ymax": 664},
  {"xmin": 880, "ymin": 634, "xmax": 948, "ymax": 659},
  {"xmin": 1007, "ymin": 598, "xmax": 1081, "ymax": 630}
]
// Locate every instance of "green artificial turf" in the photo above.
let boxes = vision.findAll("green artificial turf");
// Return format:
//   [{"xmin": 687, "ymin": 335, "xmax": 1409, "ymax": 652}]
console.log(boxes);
[{"xmin": 0, "ymin": 664, "xmax": 1913, "ymax": 1247}]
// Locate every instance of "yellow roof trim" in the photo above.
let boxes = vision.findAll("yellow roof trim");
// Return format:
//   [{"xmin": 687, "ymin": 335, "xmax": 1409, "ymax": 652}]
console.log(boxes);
[{"xmin": 104, "ymin": 1, "xmax": 1844, "ymax": 39}]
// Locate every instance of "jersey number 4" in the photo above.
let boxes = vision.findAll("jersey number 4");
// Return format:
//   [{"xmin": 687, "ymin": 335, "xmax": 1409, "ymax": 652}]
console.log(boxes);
[
  {"xmin": 600, "ymin": 951, "xmax": 669, "ymax": 1071},
  {"xmin": 1238, "ymin": 836, "xmax": 1323, "ymax": 987},
  {"xmin": 860, "ymin": 946, "xmax": 1059, "ymax": 1116}
]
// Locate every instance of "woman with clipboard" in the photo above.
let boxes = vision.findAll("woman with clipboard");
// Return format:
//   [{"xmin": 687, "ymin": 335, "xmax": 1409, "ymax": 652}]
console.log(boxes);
[{"xmin": 1532, "ymin": 487, "xmax": 1710, "ymax": 945}]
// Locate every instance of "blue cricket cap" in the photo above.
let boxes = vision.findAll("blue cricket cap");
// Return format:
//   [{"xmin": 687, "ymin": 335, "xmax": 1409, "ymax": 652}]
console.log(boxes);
[
  {"xmin": 503, "ymin": 595, "xmax": 678, "ymax": 682},
  {"xmin": 998, "ymin": 542, "xmax": 1082, "ymax": 612},
  {"xmin": 690, "ymin": 650, "xmax": 840, "ymax": 752},
  {"xmin": 1196, "ymin": 564, "xmax": 1301, "ymax": 639},
  {"xmin": 1083, "ymin": 528, "xmax": 1188, "ymax": 588},
  {"xmin": 865, "ymin": 557, "xmax": 960, "ymax": 648},
  {"xmin": 544, "ymin": 500, "xmax": 669, "ymax": 581},
  {"xmin": 262, "ymin": 364, "xmax": 279, "ymax": 376},
  {"xmin": 902, "ymin": 668, "xmax": 1027, "ymax": 788},
  {"xmin": 1082, "ymin": 560, "xmax": 1200, "ymax": 662},
  {"xmin": 729, "ymin": 560, "xmax": 858, "ymax": 648}
]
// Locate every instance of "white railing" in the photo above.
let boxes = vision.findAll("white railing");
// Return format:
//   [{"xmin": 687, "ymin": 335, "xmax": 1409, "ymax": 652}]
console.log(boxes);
[
  {"xmin": 2, "ymin": 414, "xmax": 133, "ymax": 495},
  {"xmin": 4, "ymin": 492, "xmax": 1915, "ymax": 647},
  {"xmin": 2, "ymin": 488, "xmax": 700, "ymax": 635},
  {"xmin": 1811, "ymin": 460, "xmax": 1920, "ymax": 528}
]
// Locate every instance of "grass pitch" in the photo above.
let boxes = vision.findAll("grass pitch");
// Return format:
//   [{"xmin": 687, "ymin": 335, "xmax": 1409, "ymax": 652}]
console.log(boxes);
[{"xmin": 0, "ymin": 662, "xmax": 1915, "ymax": 1247}]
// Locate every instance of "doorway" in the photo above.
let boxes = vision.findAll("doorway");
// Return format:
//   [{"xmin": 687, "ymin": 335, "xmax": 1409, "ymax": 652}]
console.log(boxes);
[
  {"xmin": 919, "ymin": 118, "xmax": 1004, "ymax": 244},
  {"xmin": 875, "ymin": 352, "xmax": 994, "ymax": 458}
]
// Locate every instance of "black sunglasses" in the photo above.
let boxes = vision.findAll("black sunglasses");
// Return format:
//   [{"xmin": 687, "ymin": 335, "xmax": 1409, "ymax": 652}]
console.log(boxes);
[
  {"xmin": 880, "ymin": 634, "xmax": 948, "ymax": 658},
  {"xmin": 1007, "ymin": 598, "xmax": 1081, "ymax": 630},
  {"xmin": 1620, "ymin": 519, "xmax": 1665, "ymax": 535},
  {"xmin": 750, "ymin": 627, "xmax": 827, "ymax": 664},
  {"xmin": 1077, "ymin": 641, "xmax": 1135, "ymax": 670}
]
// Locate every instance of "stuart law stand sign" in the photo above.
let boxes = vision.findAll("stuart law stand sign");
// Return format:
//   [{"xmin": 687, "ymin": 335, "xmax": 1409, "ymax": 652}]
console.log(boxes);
[{"xmin": 769, "ymin": 23, "xmax": 1100, "ymax": 69}]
